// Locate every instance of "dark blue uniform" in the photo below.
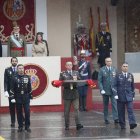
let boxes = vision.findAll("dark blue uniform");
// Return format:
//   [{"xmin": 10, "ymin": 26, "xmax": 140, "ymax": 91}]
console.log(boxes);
[
  {"xmin": 4, "ymin": 67, "xmax": 17, "ymax": 126},
  {"xmin": 10, "ymin": 74, "xmax": 32, "ymax": 129},
  {"xmin": 78, "ymin": 60, "xmax": 91, "ymax": 111},
  {"xmin": 96, "ymin": 32, "xmax": 112, "ymax": 67},
  {"xmin": 113, "ymin": 72, "xmax": 137, "ymax": 128}
]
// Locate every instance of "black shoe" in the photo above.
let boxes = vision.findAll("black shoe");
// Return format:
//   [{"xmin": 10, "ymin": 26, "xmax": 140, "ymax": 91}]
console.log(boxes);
[
  {"xmin": 11, "ymin": 123, "xmax": 15, "ymax": 127},
  {"xmin": 105, "ymin": 120, "xmax": 110, "ymax": 124},
  {"xmin": 76, "ymin": 124, "xmax": 83, "ymax": 130},
  {"xmin": 17, "ymin": 127, "xmax": 23, "ymax": 132},
  {"xmin": 114, "ymin": 119, "xmax": 119, "ymax": 124},
  {"xmin": 25, "ymin": 127, "xmax": 31, "ymax": 133},
  {"xmin": 130, "ymin": 124, "xmax": 137, "ymax": 129},
  {"xmin": 65, "ymin": 126, "xmax": 69, "ymax": 130}
]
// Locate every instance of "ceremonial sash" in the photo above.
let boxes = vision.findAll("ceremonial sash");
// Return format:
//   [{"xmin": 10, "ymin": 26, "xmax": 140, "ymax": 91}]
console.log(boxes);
[
  {"xmin": 11, "ymin": 35, "xmax": 22, "ymax": 48},
  {"xmin": 79, "ymin": 62, "xmax": 86, "ymax": 70}
]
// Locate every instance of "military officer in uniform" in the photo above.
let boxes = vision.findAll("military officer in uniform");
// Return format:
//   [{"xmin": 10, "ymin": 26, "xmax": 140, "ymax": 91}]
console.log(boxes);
[
  {"xmin": 59, "ymin": 61, "xmax": 83, "ymax": 130},
  {"xmin": 95, "ymin": 22, "xmax": 112, "ymax": 67},
  {"xmin": 8, "ymin": 25, "xmax": 27, "ymax": 57},
  {"xmin": 98, "ymin": 57, "xmax": 118, "ymax": 124},
  {"xmin": 10, "ymin": 64, "xmax": 33, "ymax": 132},
  {"xmin": 112, "ymin": 62, "xmax": 137, "ymax": 129},
  {"xmin": 4, "ymin": 57, "xmax": 18, "ymax": 127},
  {"xmin": 78, "ymin": 50, "xmax": 91, "ymax": 111}
]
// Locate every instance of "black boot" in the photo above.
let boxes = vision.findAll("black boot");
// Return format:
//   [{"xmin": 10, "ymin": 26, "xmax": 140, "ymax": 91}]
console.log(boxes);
[{"xmin": 76, "ymin": 124, "xmax": 83, "ymax": 130}]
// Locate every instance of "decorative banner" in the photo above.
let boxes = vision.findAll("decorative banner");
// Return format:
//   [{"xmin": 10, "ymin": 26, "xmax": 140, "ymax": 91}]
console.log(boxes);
[
  {"xmin": 0, "ymin": 57, "xmax": 61, "ymax": 106},
  {"xmin": 0, "ymin": 0, "xmax": 35, "ymax": 43}
]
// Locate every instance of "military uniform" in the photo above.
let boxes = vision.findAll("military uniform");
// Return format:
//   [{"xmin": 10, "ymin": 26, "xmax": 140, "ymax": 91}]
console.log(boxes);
[
  {"xmin": 59, "ymin": 70, "xmax": 82, "ymax": 129},
  {"xmin": 95, "ymin": 32, "xmax": 112, "ymax": 67},
  {"xmin": 78, "ymin": 59, "xmax": 91, "ymax": 111},
  {"xmin": 8, "ymin": 34, "xmax": 26, "ymax": 57},
  {"xmin": 10, "ymin": 74, "xmax": 32, "ymax": 130},
  {"xmin": 4, "ymin": 66, "xmax": 17, "ymax": 126},
  {"xmin": 112, "ymin": 72, "xmax": 137, "ymax": 129},
  {"xmin": 74, "ymin": 32, "xmax": 89, "ymax": 56},
  {"xmin": 98, "ymin": 66, "xmax": 118, "ymax": 122}
]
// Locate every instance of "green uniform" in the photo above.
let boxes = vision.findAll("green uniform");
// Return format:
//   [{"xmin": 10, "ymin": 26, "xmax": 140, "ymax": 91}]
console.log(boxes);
[{"xmin": 98, "ymin": 66, "xmax": 118, "ymax": 121}]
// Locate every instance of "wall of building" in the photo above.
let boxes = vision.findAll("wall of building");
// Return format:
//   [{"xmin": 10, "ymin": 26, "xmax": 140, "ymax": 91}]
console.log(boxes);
[{"xmin": 47, "ymin": 0, "xmax": 71, "ymax": 57}]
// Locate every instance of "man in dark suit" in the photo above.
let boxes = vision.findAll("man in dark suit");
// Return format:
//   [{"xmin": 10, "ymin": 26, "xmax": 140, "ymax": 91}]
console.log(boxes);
[
  {"xmin": 4, "ymin": 57, "xmax": 18, "ymax": 127},
  {"xmin": 10, "ymin": 64, "xmax": 33, "ymax": 132},
  {"xmin": 96, "ymin": 22, "xmax": 112, "ymax": 67},
  {"xmin": 59, "ymin": 61, "xmax": 83, "ymax": 130},
  {"xmin": 112, "ymin": 62, "xmax": 137, "ymax": 129},
  {"xmin": 98, "ymin": 57, "xmax": 118, "ymax": 124}
]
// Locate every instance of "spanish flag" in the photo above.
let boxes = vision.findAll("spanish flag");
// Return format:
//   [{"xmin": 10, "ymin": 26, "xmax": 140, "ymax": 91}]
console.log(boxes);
[
  {"xmin": 89, "ymin": 7, "xmax": 96, "ymax": 57},
  {"xmin": 106, "ymin": 7, "xmax": 110, "ymax": 32}
]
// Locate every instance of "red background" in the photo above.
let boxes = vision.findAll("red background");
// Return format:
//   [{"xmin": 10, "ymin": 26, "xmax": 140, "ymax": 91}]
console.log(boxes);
[{"xmin": 0, "ymin": 0, "xmax": 35, "ymax": 42}]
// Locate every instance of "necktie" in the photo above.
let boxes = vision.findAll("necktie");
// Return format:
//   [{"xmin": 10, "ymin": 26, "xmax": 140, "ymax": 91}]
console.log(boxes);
[
  {"xmin": 13, "ymin": 67, "xmax": 16, "ymax": 73},
  {"xmin": 108, "ymin": 67, "xmax": 110, "ymax": 73},
  {"xmin": 124, "ymin": 73, "xmax": 127, "ymax": 79},
  {"xmin": 16, "ymin": 34, "xmax": 19, "ymax": 40}
]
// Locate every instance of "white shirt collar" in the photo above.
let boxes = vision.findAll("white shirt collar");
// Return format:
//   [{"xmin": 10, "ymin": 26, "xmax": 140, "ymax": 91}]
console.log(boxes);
[{"xmin": 122, "ymin": 71, "xmax": 127, "ymax": 76}]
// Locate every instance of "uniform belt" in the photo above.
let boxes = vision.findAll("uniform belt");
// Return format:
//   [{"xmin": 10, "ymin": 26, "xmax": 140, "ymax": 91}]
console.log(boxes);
[{"xmin": 80, "ymin": 73, "xmax": 88, "ymax": 76}]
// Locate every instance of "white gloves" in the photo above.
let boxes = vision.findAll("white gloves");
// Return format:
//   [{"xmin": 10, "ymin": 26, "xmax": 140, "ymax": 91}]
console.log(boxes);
[
  {"xmin": 97, "ymin": 52, "xmax": 99, "ymax": 56},
  {"xmin": 114, "ymin": 95, "xmax": 118, "ymax": 99},
  {"xmin": 11, "ymin": 99, "xmax": 16, "ymax": 103},
  {"xmin": 4, "ymin": 91, "xmax": 9, "ymax": 98},
  {"xmin": 101, "ymin": 90, "xmax": 105, "ymax": 95},
  {"xmin": 133, "ymin": 98, "xmax": 135, "ymax": 101}
]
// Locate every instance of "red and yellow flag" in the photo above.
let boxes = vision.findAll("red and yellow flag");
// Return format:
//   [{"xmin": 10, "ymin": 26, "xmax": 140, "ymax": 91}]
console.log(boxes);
[
  {"xmin": 89, "ymin": 7, "xmax": 96, "ymax": 57},
  {"xmin": 106, "ymin": 7, "xmax": 110, "ymax": 32}
]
